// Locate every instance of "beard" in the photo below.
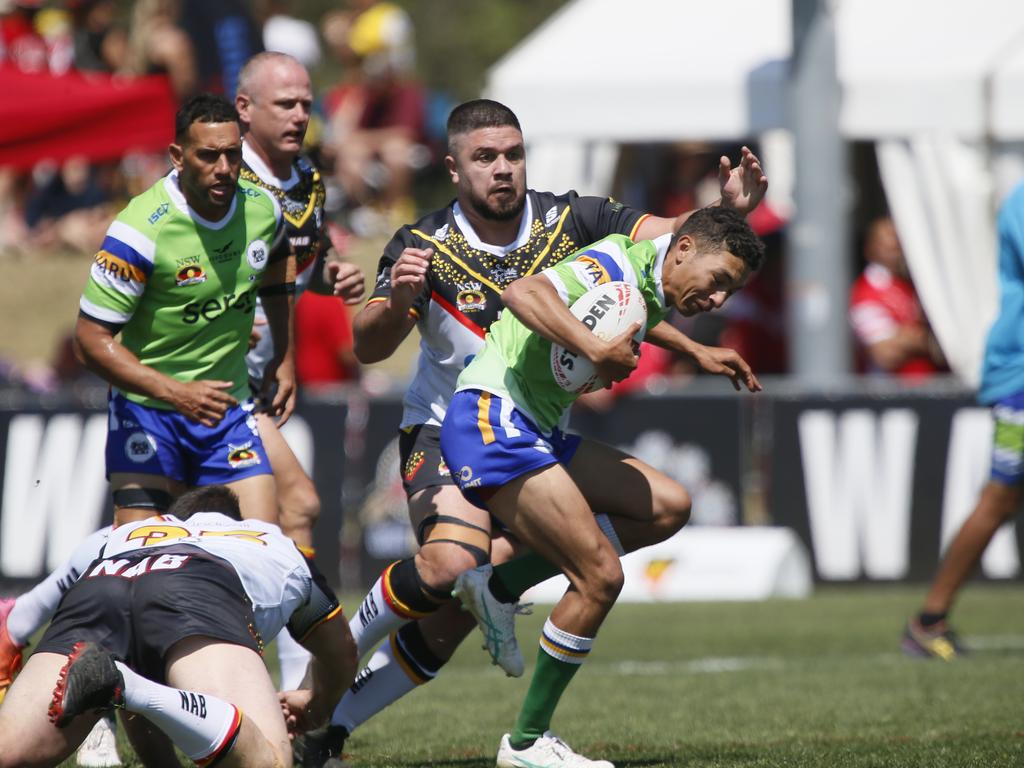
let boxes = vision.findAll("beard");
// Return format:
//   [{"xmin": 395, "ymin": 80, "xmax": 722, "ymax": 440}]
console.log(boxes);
[{"xmin": 467, "ymin": 188, "xmax": 526, "ymax": 222}]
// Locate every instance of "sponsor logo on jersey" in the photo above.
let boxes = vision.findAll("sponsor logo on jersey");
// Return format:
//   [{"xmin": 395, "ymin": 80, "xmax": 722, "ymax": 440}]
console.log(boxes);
[
  {"xmin": 404, "ymin": 450, "xmax": 426, "ymax": 483},
  {"xmin": 490, "ymin": 265, "xmax": 519, "ymax": 284},
  {"xmin": 147, "ymin": 202, "xmax": 170, "ymax": 225},
  {"xmin": 175, "ymin": 264, "xmax": 207, "ymax": 286},
  {"xmin": 458, "ymin": 465, "xmax": 482, "ymax": 488},
  {"xmin": 577, "ymin": 255, "xmax": 611, "ymax": 286},
  {"xmin": 544, "ymin": 205, "xmax": 559, "ymax": 227},
  {"xmin": 242, "ymin": 187, "xmax": 261, "ymax": 198},
  {"xmin": 456, "ymin": 289, "xmax": 486, "ymax": 313},
  {"xmin": 124, "ymin": 431, "xmax": 157, "ymax": 463},
  {"xmin": 182, "ymin": 287, "xmax": 258, "ymax": 324},
  {"xmin": 94, "ymin": 251, "xmax": 147, "ymax": 284},
  {"xmin": 438, "ymin": 459, "xmax": 450, "ymax": 478},
  {"xmin": 246, "ymin": 239, "xmax": 269, "ymax": 271},
  {"xmin": 434, "ymin": 223, "xmax": 450, "ymax": 241},
  {"xmin": 210, "ymin": 240, "xmax": 240, "ymax": 264},
  {"xmin": 227, "ymin": 442, "xmax": 261, "ymax": 469}
]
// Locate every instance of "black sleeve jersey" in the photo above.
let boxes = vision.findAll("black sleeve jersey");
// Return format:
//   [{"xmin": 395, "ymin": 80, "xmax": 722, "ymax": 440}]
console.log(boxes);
[{"xmin": 367, "ymin": 189, "xmax": 649, "ymax": 335}]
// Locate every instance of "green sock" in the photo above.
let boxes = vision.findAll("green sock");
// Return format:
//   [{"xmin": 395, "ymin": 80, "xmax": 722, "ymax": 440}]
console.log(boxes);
[
  {"xmin": 492, "ymin": 552, "xmax": 559, "ymax": 599},
  {"xmin": 510, "ymin": 648, "xmax": 581, "ymax": 748},
  {"xmin": 509, "ymin": 618, "xmax": 594, "ymax": 749}
]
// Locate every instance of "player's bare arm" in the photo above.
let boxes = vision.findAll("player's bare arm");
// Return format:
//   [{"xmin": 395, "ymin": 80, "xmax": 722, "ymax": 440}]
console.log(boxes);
[
  {"xmin": 352, "ymin": 247, "xmax": 432, "ymax": 363},
  {"xmin": 634, "ymin": 147, "xmax": 769, "ymax": 240},
  {"xmin": 258, "ymin": 245, "xmax": 297, "ymax": 424},
  {"xmin": 502, "ymin": 274, "xmax": 640, "ymax": 383},
  {"xmin": 73, "ymin": 316, "xmax": 237, "ymax": 427},
  {"xmin": 280, "ymin": 614, "xmax": 358, "ymax": 735},
  {"xmin": 645, "ymin": 321, "xmax": 762, "ymax": 392}
]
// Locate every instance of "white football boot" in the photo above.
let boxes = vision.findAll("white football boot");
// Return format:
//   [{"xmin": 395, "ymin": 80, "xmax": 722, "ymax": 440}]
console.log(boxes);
[
  {"xmin": 76, "ymin": 714, "xmax": 122, "ymax": 767},
  {"xmin": 496, "ymin": 732, "xmax": 614, "ymax": 768},
  {"xmin": 452, "ymin": 564, "xmax": 528, "ymax": 677}
]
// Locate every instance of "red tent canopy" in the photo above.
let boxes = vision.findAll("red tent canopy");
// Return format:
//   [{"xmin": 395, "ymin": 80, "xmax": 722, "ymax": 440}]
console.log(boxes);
[{"xmin": 0, "ymin": 69, "xmax": 177, "ymax": 170}]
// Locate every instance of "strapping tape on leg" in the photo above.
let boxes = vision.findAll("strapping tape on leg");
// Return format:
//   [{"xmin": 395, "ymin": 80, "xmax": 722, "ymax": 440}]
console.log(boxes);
[
  {"xmin": 112, "ymin": 487, "xmax": 174, "ymax": 512},
  {"xmin": 417, "ymin": 514, "xmax": 490, "ymax": 567}
]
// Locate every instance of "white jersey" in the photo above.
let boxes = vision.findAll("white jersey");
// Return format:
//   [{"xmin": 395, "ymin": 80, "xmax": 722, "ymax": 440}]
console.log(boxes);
[{"xmin": 97, "ymin": 513, "xmax": 318, "ymax": 643}]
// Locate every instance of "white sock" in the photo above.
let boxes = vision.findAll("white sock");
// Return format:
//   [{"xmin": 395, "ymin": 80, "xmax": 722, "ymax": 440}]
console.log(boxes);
[
  {"xmin": 7, "ymin": 526, "xmax": 112, "ymax": 645},
  {"xmin": 330, "ymin": 638, "xmax": 417, "ymax": 732},
  {"xmin": 114, "ymin": 662, "xmax": 242, "ymax": 763},
  {"xmin": 276, "ymin": 630, "xmax": 312, "ymax": 690},
  {"xmin": 349, "ymin": 572, "xmax": 413, "ymax": 659}
]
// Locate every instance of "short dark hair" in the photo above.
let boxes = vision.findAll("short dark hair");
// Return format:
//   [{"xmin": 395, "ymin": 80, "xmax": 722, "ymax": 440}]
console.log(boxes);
[
  {"xmin": 674, "ymin": 207, "xmax": 765, "ymax": 273},
  {"xmin": 167, "ymin": 485, "xmax": 242, "ymax": 521},
  {"xmin": 175, "ymin": 94, "xmax": 239, "ymax": 144},
  {"xmin": 446, "ymin": 99, "xmax": 521, "ymax": 154}
]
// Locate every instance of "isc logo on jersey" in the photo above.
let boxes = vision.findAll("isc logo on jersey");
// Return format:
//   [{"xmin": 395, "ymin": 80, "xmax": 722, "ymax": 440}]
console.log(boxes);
[{"xmin": 246, "ymin": 239, "xmax": 269, "ymax": 271}]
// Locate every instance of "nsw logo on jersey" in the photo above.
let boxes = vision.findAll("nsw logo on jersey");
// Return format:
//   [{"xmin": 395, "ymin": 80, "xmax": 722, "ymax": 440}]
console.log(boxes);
[
  {"xmin": 456, "ymin": 288, "xmax": 486, "ymax": 313},
  {"xmin": 175, "ymin": 264, "xmax": 207, "ymax": 286}
]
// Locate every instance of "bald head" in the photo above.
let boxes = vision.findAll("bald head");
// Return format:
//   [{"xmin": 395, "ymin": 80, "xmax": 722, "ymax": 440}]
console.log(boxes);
[
  {"xmin": 237, "ymin": 51, "xmax": 309, "ymax": 104},
  {"xmin": 236, "ymin": 52, "xmax": 312, "ymax": 171}
]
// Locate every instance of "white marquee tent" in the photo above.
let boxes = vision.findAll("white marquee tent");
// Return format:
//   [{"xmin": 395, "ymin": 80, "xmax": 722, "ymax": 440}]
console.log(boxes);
[{"xmin": 486, "ymin": 0, "xmax": 1024, "ymax": 384}]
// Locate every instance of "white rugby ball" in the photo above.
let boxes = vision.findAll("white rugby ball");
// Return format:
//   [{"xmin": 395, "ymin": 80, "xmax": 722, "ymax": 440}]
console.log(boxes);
[{"xmin": 550, "ymin": 281, "xmax": 647, "ymax": 394}]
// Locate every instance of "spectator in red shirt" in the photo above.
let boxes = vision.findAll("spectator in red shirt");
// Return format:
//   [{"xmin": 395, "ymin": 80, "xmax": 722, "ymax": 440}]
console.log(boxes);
[
  {"xmin": 849, "ymin": 216, "xmax": 945, "ymax": 378},
  {"xmin": 295, "ymin": 291, "xmax": 360, "ymax": 386}
]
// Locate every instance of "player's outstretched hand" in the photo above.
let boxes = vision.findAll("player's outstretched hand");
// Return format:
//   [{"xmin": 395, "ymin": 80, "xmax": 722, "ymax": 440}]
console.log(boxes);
[
  {"xmin": 719, "ymin": 146, "xmax": 768, "ymax": 216},
  {"xmin": 388, "ymin": 247, "xmax": 432, "ymax": 313},
  {"xmin": 168, "ymin": 380, "xmax": 237, "ymax": 426},
  {"xmin": 592, "ymin": 322, "xmax": 641, "ymax": 385},
  {"xmin": 279, "ymin": 689, "xmax": 328, "ymax": 735},
  {"xmin": 692, "ymin": 344, "xmax": 762, "ymax": 392},
  {"xmin": 327, "ymin": 260, "xmax": 366, "ymax": 305},
  {"xmin": 263, "ymin": 357, "xmax": 297, "ymax": 425}
]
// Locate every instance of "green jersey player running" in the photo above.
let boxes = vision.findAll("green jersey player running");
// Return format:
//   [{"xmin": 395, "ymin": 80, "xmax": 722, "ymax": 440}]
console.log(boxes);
[{"xmin": 441, "ymin": 207, "xmax": 764, "ymax": 768}]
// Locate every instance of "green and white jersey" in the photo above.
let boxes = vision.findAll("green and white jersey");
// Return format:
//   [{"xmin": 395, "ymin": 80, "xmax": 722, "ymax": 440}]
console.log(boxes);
[
  {"xmin": 456, "ymin": 233, "xmax": 672, "ymax": 432},
  {"xmin": 80, "ymin": 171, "xmax": 284, "ymax": 409}
]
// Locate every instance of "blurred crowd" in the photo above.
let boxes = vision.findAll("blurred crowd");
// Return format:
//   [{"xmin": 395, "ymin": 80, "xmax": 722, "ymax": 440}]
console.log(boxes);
[{"xmin": 0, "ymin": 0, "xmax": 948, "ymax": 398}]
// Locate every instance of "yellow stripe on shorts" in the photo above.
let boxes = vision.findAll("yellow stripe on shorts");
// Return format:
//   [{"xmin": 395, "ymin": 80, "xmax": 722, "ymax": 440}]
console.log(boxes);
[{"xmin": 477, "ymin": 392, "xmax": 495, "ymax": 445}]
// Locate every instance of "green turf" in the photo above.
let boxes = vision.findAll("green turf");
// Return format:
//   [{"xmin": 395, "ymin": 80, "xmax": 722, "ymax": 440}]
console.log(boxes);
[{"xmin": 57, "ymin": 584, "xmax": 1024, "ymax": 767}]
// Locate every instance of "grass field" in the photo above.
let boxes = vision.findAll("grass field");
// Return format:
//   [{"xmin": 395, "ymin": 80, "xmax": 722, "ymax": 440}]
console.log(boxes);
[{"xmin": 53, "ymin": 583, "xmax": 1024, "ymax": 767}]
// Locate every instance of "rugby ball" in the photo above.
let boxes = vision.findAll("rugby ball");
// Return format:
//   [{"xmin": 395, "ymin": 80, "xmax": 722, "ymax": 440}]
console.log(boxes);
[{"xmin": 550, "ymin": 281, "xmax": 647, "ymax": 394}]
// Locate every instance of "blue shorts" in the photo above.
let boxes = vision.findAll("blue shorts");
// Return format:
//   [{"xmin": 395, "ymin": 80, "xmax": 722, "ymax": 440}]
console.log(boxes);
[
  {"xmin": 105, "ymin": 392, "xmax": 273, "ymax": 486},
  {"xmin": 440, "ymin": 389, "xmax": 581, "ymax": 509},
  {"xmin": 990, "ymin": 391, "xmax": 1024, "ymax": 485}
]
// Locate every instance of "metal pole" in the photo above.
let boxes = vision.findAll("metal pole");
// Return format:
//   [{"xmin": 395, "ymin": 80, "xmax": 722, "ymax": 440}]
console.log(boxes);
[{"xmin": 787, "ymin": 0, "xmax": 852, "ymax": 383}]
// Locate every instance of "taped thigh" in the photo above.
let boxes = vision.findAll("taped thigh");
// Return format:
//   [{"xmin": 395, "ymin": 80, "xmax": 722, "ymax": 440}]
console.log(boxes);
[{"xmin": 416, "ymin": 514, "xmax": 490, "ymax": 566}]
